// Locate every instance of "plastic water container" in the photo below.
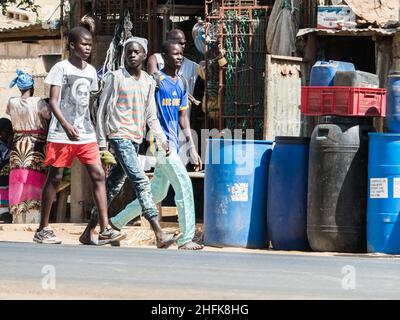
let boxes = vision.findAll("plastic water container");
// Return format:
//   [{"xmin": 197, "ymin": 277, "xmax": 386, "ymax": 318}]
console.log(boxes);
[
  {"xmin": 386, "ymin": 72, "xmax": 400, "ymax": 133},
  {"xmin": 334, "ymin": 70, "xmax": 379, "ymax": 88},
  {"xmin": 204, "ymin": 139, "xmax": 273, "ymax": 249},
  {"xmin": 307, "ymin": 116, "xmax": 375, "ymax": 253},
  {"xmin": 310, "ymin": 60, "xmax": 355, "ymax": 86},
  {"xmin": 267, "ymin": 137, "xmax": 310, "ymax": 251},
  {"xmin": 367, "ymin": 133, "xmax": 400, "ymax": 254}
]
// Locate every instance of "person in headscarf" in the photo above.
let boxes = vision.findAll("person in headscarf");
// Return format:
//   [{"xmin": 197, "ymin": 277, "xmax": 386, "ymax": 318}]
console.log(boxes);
[
  {"xmin": 80, "ymin": 36, "xmax": 182, "ymax": 248},
  {"xmin": 0, "ymin": 118, "xmax": 12, "ymax": 223},
  {"xmin": 6, "ymin": 69, "xmax": 50, "ymax": 223}
]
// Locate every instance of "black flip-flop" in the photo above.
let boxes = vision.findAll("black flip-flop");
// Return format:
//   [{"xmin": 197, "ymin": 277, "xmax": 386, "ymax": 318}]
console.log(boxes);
[{"xmin": 156, "ymin": 231, "xmax": 182, "ymax": 249}]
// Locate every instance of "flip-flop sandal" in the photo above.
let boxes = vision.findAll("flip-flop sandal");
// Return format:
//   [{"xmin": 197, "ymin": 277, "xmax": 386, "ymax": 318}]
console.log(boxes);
[
  {"xmin": 178, "ymin": 241, "xmax": 204, "ymax": 250},
  {"xmin": 156, "ymin": 231, "xmax": 182, "ymax": 249}
]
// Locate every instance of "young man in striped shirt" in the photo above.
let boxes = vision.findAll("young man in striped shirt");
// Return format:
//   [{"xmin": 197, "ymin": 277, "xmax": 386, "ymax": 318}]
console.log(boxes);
[
  {"xmin": 80, "ymin": 37, "xmax": 181, "ymax": 247},
  {"xmin": 110, "ymin": 40, "xmax": 204, "ymax": 250}
]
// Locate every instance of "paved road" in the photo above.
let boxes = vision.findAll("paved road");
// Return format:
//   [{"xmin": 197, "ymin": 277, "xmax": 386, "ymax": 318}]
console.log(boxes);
[{"xmin": 0, "ymin": 242, "xmax": 399, "ymax": 299}]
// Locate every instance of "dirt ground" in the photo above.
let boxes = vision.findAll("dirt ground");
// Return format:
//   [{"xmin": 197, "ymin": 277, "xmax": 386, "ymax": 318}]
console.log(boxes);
[
  {"xmin": 1, "ymin": 220, "xmax": 399, "ymax": 258},
  {"xmin": 0, "ymin": 220, "xmax": 200, "ymax": 248}
]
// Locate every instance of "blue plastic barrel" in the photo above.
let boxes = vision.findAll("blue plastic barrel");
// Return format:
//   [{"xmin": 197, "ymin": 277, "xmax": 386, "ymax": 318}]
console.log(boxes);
[
  {"xmin": 367, "ymin": 133, "xmax": 400, "ymax": 254},
  {"xmin": 204, "ymin": 139, "xmax": 273, "ymax": 248},
  {"xmin": 267, "ymin": 137, "xmax": 310, "ymax": 251},
  {"xmin": 310, "ymin": 60, "xmax": 355, "ymax": 86},
  {"xmin": 386, "ymin": 73, "xmax": 400, "ymax": 133}
]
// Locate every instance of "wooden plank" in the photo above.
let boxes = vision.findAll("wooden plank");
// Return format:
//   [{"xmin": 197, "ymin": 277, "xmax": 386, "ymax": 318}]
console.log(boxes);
[
  {"xmin": 70, "ymin": 160, "xmax": 91, "ymax": 223},
  {"xmin": 157, "ymin": 4, "xmax": 204, "ymax": 15},
  {"xmin": 55, "ymin": 189, "xmax": 69, "ymax": 223},
  {"xmin": 146, "ymin": 171, "xmax": 205, "ymax": 179},
  {"xmin": 270, "ymin": 54, "xmax": 304, "ymax": 62}
]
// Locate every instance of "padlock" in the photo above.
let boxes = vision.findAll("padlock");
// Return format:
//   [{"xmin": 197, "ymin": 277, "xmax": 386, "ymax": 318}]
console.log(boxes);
[
  {"xmin": 218, "ymin": 57, "xmax": 227, "ymax": 67},
  {"xmin": 217, "ymin": 45, "xmax": 227, "ymax": 67}
]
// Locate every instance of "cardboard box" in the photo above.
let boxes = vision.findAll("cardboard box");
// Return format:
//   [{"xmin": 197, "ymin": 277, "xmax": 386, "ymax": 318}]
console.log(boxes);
[{"xmin": 317, "ymin": 5, "xmax": 356, "ymax": 29}]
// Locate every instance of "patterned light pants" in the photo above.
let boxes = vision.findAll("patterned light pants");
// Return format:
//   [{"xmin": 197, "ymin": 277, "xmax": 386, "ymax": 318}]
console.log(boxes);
[{"xmin": 111, "ymin": 149, "xmax": 196, "ymax": 246}]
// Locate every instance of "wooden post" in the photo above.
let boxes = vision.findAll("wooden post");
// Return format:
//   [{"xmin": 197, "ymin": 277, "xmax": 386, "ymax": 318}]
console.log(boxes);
[
  {"xmin": 55, "ymin": 189, "xmax": 69, "ymax": 223},
  {"xmin": 161, "ymin": 8, "xmax": 170, "ymax": 43},
  {"xmin": 70, "ymin": 159, "xmax": 92, "ymax": 222}
]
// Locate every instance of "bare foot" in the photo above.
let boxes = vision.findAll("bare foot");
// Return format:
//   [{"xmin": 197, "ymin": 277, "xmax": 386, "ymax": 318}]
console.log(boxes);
[
  {"xmin": 178, "ymin": 241, "xmax": 204, "ymax": 250},
  {"xmin": 156, "ymin": 231, "xmax": 182, "ymax": 249},
  {"xmin": 79, "ymin": 225, "xmax": 97, "ymax": 245}
]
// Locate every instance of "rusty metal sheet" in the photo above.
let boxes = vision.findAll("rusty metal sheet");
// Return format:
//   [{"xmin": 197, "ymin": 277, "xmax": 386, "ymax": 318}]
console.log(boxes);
[{"xmin": 264, "ymin": 54, "xmax": 309, "ymax": 139}]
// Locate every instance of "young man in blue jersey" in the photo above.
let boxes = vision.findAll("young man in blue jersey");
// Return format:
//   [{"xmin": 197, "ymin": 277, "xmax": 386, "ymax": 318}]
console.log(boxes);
[{"xmin": 110, "ymin": 40, "xmax": 204, "ymax": 250}]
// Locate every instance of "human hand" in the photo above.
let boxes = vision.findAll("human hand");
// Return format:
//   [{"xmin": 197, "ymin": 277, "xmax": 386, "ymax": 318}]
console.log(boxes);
[
  {"xmin": 63, "ymin": 123, "xmax": 80, "ymax": 141},
  {"xmin": 189, "ymin": 147, "xmax": 202, "ymax": 172},
  {"xmin": 162, "ymin": 141, "xmax": 171, "ymax": 156},
  {"xmin": 188, "ymin": 94, "xmax": 201, "ymax": 106},
  {"xmin": 100, "ymin": 150, "xmax": 117, "ymax": 166}
]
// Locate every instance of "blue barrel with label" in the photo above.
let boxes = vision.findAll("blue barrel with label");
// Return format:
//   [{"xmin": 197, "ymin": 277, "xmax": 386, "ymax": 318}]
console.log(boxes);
[
  {"xmin": 367, "ymin": 133, "xmax": 400, "ymax": 254},
  {"xmin": 204, "ymin": 139, "xmax": 273, "ymax": 248},
  {"xmin": 267, "ymin": 137, "xmax": 310, "ymax": 251},
  {"xmin": 386, "ymin": 72, "xmax": 400, "ymax": 133},
  {"xmin": 310, "ymin": 60, "xmax": 355, "ymax": 86}
]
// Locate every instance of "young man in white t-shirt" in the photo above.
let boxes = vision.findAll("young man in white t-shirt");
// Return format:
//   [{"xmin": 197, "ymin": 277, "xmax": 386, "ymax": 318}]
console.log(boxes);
[{"xmin": 33, "ymin": 27, "xmax": 125, "ymax": 245}]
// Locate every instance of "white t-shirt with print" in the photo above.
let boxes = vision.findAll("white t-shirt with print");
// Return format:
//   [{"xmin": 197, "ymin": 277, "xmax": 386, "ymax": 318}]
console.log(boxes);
[{"xmin": 44, "ymin": 60, "xmax": 99, "ymax": 144}]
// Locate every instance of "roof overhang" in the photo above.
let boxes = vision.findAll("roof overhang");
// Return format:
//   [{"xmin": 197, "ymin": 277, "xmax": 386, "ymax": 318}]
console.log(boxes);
[
  {"xmin": 297, "ymin": 27, "xmax": 400, "ymax": 38},
  {"xmin": 0, "ymin": 23, "xmax": 60, "ymax": 42}
]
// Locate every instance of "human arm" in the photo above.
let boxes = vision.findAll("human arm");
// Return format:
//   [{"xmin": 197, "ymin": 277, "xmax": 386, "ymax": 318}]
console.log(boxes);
[
  {"xmin": 187, "ymin": 61, "xmax": 203, "ymax": 106},
  {"xmin": 147, "ymin": 54, "xmax": 160, "ymax": 76},
  {"xmin": 145, "ymin": 81, "xmax": 170, "ymax": 155},
  {"xmin": 38, "ymin": 99, "xmax": 51, "ymax": 120},
  {"xmin": 179, "ymin": 107, "xmax": 202, "ymax": 171},
  {"xmin": 96, "ymin": 72, "xmax": 115, "ymax": 151}
]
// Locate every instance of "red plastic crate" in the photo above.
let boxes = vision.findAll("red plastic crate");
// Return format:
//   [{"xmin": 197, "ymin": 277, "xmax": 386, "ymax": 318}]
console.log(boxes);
[{"xmin": 301, "ymin": 86, "xmax": 387, "ymax": 116}]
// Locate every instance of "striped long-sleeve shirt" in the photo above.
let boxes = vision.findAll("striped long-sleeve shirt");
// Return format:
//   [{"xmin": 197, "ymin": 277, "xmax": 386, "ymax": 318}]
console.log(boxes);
[{"xmin": 96, "ymin": 68, "xmax": 167, "ymax": 148}]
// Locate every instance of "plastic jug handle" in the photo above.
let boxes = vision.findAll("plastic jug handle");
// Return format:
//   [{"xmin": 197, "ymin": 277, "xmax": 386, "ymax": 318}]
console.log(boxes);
[{"xmin": 316, "ymin": 128, "xmax": 329, "ymax": 140}]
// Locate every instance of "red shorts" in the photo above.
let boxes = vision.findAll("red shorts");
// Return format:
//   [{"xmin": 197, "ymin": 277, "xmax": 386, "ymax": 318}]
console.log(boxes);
[{"xmin": 45, "ymin": 142, "xmax": 100, "ymax": 168}]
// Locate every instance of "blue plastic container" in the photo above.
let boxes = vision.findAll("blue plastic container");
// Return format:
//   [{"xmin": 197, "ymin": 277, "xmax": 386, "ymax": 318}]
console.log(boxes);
[
  {"xmin": 367, "ymin": 133, "xmax": 400, "ymax": 254},
  {"xmin": 204, "ymin": 139, "xmax": 273, "ymax": 248},
  {"xmin": 310, "ymin": 60, "xmax": 355, "ymax": 86},
  {"xmin": 267, "ymin": 137, "xmax": 310, "ymax": 251},
  {"xmin": 385, "ymin": 73, "xmax": 400, "ymax": 133}
]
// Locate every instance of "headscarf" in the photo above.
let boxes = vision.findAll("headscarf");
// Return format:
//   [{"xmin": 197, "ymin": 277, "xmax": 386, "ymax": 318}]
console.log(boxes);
[
  {"xmin": 9, "ymin": 69, "xmax": 34, "ymax": 90},
  {"xmin": 120, "ymin": 36, "xmax": 148, "ymax": 68}
]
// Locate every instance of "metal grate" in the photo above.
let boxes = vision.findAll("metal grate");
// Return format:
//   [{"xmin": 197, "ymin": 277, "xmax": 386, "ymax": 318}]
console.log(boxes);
[
  {"xmin": 92, "ymin": 0, "xmax": 158, "ymax": 53},
  {"xmin": 204, "ymin": 1, "xmax": 274, "ymax": 139}
]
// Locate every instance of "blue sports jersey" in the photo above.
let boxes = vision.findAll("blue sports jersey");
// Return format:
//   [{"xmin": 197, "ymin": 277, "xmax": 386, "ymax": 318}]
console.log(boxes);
[{"xmin": 155, "ymin": 70, "xmax": 188, "ymax": 151}]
